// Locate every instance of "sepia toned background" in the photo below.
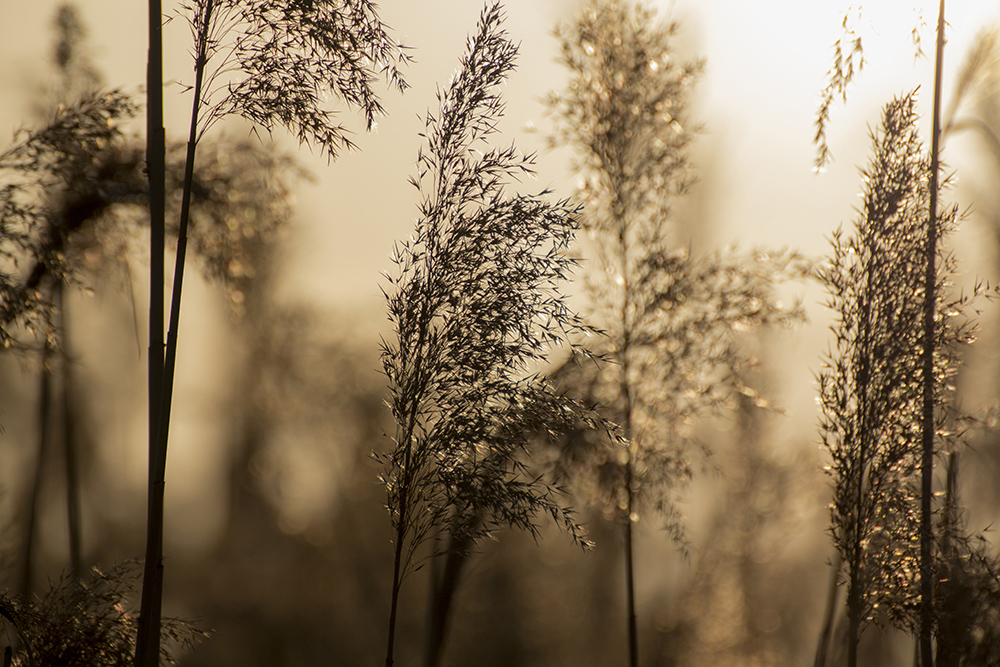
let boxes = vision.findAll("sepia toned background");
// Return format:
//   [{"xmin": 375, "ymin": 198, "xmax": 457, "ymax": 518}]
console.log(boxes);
[{"xmin": 2, "ymin": 1, "xmax": 1000, "ymax": 666}]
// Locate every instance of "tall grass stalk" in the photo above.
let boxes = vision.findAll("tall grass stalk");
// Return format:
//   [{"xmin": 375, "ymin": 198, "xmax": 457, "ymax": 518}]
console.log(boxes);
[
  {"xmin": 818, "ymin": 90, "xmax": 970, "ymax": 667},
  {"xmin": 0, "ymin": 86, "xmax": 135, "ymax": 602},
  {"xmin": 821, "ymin": 94, "xmax": 926, "ymax": 667},
  {"xmin": 0, "ymin": 5, "xmax": 142, "ymax": 601},
  {"xmin": 546, "ymin": 6, "xmax": 701, "ymax": 662},
  {"xmin": 0, "ymin": 14, "xmax": 306, "ymax": 652},
  {"xmin": 813, "ymin": 5, "xmax": 1000, "ymax": 664},
  {"xmin": 378, "ymin": 5, "xmax": 592, "ymax": 664},
  {"xmin": 135, "ymin": 2, "xmax": 407, "ymax": 664},
  {"xmin": 920, "ymin": 3, "xmax": 947, "ymax": 665},
  {"xmin": 814, "ymin": 552, "xmax": 843, "ymax": 667},
  {"xmin": 546, "ymin": 4, "xmax": 808, "ymax": 665},
  {"xmin": 136, "ymin": 1, "xmax": 165, "ymax": 664}
]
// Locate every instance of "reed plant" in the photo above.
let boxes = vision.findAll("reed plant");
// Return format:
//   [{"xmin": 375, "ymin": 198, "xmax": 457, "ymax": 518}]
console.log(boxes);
[
  {"xmin": 1, "ymin": 7, "xmax": 308, "ymax": 614},
  {"xmin": 545, "ymin": 3, "xmax": 809, "ymax": 665},
  {"xmin": 377, "ymin": 5, "xmax": 597, "ymax": 665},
  {"xmin": 0, "ymin": 91, "xmax": 136, "ymax": 350},
  {"xmin": 0, "ymin": 81, "xmax": 136, "ymax": 598},
  {"xmin": 812, "ymin": 5, "xmax": 1000, "ymax": 665},
  {"xmin": 137, "ymin": 2, "xmax": 408, "ymax": 664},
  {"xmin": 818, "ymin": 91, "xmax": 966, "ymax": 667}
]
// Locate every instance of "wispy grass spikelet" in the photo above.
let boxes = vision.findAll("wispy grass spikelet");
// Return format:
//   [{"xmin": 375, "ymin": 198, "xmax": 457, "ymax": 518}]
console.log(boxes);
[{"xmin": 815, "ymin": 8, "xmax": 865, "ymax": 170}]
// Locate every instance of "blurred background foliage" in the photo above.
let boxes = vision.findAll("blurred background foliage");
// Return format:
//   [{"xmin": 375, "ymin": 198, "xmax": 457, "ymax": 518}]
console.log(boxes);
[{"xmin": 1, "ymin": 2, "xmax": 1000, "ymax": 667}]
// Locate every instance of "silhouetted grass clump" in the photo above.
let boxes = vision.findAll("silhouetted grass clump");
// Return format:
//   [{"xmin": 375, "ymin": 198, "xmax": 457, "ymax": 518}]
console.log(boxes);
[{"xmin": 0, "ymin": 563, "xmax": 203, "ymax": 667}]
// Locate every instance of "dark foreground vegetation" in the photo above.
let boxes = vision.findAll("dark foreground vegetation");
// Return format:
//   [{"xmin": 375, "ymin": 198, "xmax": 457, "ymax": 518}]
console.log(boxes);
[{"xmin": 2, "ymin": 1, "xmax": 1000, "ymax": 666}]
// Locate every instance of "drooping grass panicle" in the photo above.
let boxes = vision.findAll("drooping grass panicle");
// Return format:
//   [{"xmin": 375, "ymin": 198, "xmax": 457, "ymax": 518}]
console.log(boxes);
[
  {"xmin": 0, "ymin": 119, "xmax": 302, "ymax": 351},
  {"xmin": 0, "ymin": 90, "xmax": 137, "ymax": 351},
  {"xmin": 380, "ymin": 0, "xmax": 590, "ymax": 568},
  {"xmin": 814, "ymin": 7, "xmax": 866, "ymax": 170},
  {"xmin": 179, "ymin": 0, "xmax": 411, "ymax": 156}
]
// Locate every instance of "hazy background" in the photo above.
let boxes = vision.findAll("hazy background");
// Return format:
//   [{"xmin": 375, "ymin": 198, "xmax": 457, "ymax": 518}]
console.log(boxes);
[{"xmin": 3, "ymin": 1, "xmax": 1000, "ymax": 666}]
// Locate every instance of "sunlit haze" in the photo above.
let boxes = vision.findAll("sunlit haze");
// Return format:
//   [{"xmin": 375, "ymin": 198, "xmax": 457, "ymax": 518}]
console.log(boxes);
[{"xmin": 3, "ymin": 1, "xmax": 1000, "ymax": 665}]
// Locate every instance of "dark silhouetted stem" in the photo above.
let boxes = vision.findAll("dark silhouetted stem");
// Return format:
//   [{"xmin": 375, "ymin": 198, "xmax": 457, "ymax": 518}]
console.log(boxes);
[
  {"xmin": 920, "ymin": 3, "xmax": 946, "ymax": 666},
  {"xmin": 385, "ymin": 374, "xmax": 421, "ymax": 667},
  {"xmin": 423, "ymin": 530, "xmax": 473, "ymax": 667},
  {"xmin": 386, "ymin": 505, "xmax": 407, "ymax": 667},
  {"xmin": 21, "ymin": 320, "xmax": 54, "ymax": 600},
  {"xmin": 935, "ymin": 452, "xmax": 959, "ymax": 667},
  {"xmin": 847, "ymin": 581, "xmax": 861, "ymax": 667},
  {"xmin": 618, "ymin": 208, "xmax": 639, "ymax": 667},
  {"xmin": 624, "ymin": 455, "xmax": 638, "ymax": 667},
  {"xmin": 814, "ymin": 552, "xmax": 842, "ymax": 667},
  {"xmin": 160, "ymin": 0, "xmax": 214, "ymax": 460},
  {"xmin": 137, "ymin": 3, "xmax": 214, "ymax": 666},
  {"xmin": 56, "ymin": 283, "xmax": 82, "ymax": 579},
  {"xmin": 135, "ymin": 0, "xmax": 165, "ymax": 663},
  {"xmin": 848, "ymin": 221, "xmax": 877, "ymax": 667},
  {"xmin": 387, "ymin": 265, "xmax": 436, "ymax": 667},
  {"xmin": 386, "ymin": 380, "xmax": 424, "ymax": 667}
]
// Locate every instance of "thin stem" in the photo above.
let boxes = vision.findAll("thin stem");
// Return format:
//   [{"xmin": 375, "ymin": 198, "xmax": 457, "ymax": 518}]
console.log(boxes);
[
  {"xmin": 160, "ymin": 0, "xmax": 215, "ymax": 462},
  {"xmin": 386, "ymin": 521, "xmax": 406, "ymax": 667},
  {"xmin": 137, "ymin": 3, "xmax": 214, "ymax": 666},
  {"xmin": 57, "ymin": 282, "xmax": 82, "ymax": 579},
  {"xmin": 848, "ymin": 211, "xmax": 878, "ymax": 667},
  {"xmin": 934, "ymin": 452, "xmax": 963, "ymax": 667},
  {"xmin": 814, "ymin": 552, "xmax": 842, "ymax": 667},
  {"xmin": 385, "ymin": 373, "xmax": 419, "ymax": 667},
  {"xmin": 422, "ymin": 536, "xmax": 471, "ymax": 667},
  {"xmin": 423, "ymin": 532, "xmax": 444, "ymax": 667},
  {"xmin": 624, "ymin": 456, "xmax": 638, "ymax": 667},
  {"xmin": 21, "ymin": 314, "xmax": 55, "ymax": 600},
  {"xmin": 920, "ymin": 2, "xmax": 946, "ymax": 666},
  {"xmin": 386, "ymin": 307, "xmax": 431, "ymax": 667},
  {"xmin": 135, "ymin": 0, "xmax": 165, "ymax": 662},
  {"xmin": 386, "ymin": 236, "xmax": 440, "ymax": 667},
  {"xmin": 616, "ymin": 198, "xmax": 639, "ymax": 667},
  {"xmin": 847, "ymin": 581, "xmax": 861, "ymax": 667}
]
